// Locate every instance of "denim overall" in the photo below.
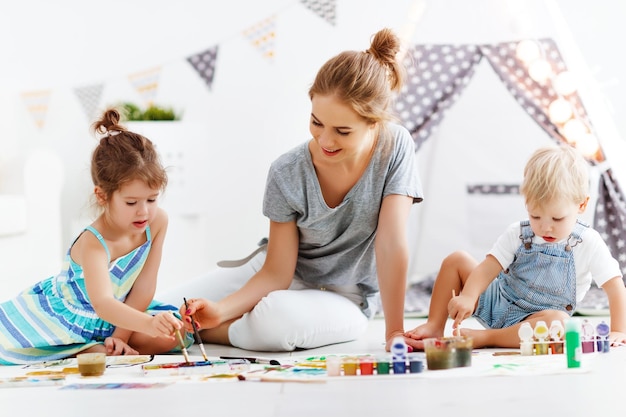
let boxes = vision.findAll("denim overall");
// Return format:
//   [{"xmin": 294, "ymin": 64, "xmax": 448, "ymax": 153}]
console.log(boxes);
[{"xmin": 474, "ymin": 220, "xmax": 587, "ymax": 329}]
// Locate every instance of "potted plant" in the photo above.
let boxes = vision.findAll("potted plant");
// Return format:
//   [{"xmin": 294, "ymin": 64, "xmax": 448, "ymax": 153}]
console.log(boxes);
[{"xmin": 119, "ymin": 102, "xmax": 182, "ymax": 121}]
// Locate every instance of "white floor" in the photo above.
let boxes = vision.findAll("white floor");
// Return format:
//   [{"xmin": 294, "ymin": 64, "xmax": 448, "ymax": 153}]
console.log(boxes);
[{"xmin": 1, "ymin": 316, "xmax": 623, "ymax": 417}]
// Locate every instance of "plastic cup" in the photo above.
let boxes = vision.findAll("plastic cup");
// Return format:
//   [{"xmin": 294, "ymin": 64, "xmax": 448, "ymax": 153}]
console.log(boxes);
[
  {"xmin": 342, "ymin": 356, "xmax": 358, "ymax": 375},
  {"xmin": 358, "ymin": 356, "xmax": 375, "ymax": 375},
  {"xmin": 452, "ymin": 336, "xmax": 473, "ymax": 367},
  {"xmin": 77, "ymin": 352, "xmax": 106, "ymax": 377},
  {"xmin": 375, "ymin": 356, "xmax": 391, "ymax": 375},
  {"xmin": 423, "ymin": 338, "xmax": 455, "ymax": 370},
  {"xmin": 325, "ymin": 355, "xmax": 341, "ymax": 377}
]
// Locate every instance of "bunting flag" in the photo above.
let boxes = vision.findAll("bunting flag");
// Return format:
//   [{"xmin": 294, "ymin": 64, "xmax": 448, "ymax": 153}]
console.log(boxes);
[
  {"xmin": 242, "ymin": 16, "xmax": 277, "ymax": 62},
  {"xmin": 21, "ymin": 90, "xmax": 51, "ymax": 130},
  {"xmin": 74, "ymin": 83, "xmax": 104, "ymax": 122},
  {"xmin": 128, "ymin": 66, "xmax": 162, "ymax": 106},
  {"xmin": 187, "ymin": 45, "xmax": 219, "ymax": 90},
  {"xmin": 299, "ymin": 0, "xmax": 337, "ymax": 26}
]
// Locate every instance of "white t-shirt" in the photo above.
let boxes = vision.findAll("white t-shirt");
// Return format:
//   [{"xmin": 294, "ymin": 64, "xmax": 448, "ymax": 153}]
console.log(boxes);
[{"xmin": 489, "ymin": 221, "xmax": 622, "ymax": 302}]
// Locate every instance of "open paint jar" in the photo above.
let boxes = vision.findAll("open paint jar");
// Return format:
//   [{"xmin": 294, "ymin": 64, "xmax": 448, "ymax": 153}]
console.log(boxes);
[
  {"xmin": 76, "ymin": 352, "xmax": 106, "ymax": 377},
  {"xmin": 423, "ymin": 336, "xmax": 473, "ymax": 370},
  {"xmin": 452, "ymin": 336, "xmax": 473, "ymax": 367}
]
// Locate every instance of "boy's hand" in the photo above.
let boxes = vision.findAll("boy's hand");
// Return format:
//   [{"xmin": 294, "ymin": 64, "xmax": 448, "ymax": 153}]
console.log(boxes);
[{"xmin": 448, "ymin": 293, "xmax": 475, "ymax": 330}]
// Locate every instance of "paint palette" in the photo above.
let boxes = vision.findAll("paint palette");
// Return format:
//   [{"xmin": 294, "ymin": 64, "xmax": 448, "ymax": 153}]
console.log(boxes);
[{"xmin": 142, "ymin": 359, "xmax": 250, "ymax": 377}]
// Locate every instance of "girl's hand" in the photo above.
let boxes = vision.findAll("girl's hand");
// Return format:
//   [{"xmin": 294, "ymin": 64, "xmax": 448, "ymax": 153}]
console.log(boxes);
[
  {"xmin": 150, "ymin": 312, "xmax": 183, "ymax": 339},
  {"xmin": 104, "ymin": 337, "xmax": 139, "ymax": 356},
  {"xmin": 180, "ymin": 298, "xmax": 221, "ymax": 332}
]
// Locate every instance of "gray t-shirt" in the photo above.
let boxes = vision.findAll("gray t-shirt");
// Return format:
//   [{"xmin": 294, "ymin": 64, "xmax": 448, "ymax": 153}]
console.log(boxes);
[{"xmin": 262, "ymin": 123, "xmax": 423, "ymax": 299}]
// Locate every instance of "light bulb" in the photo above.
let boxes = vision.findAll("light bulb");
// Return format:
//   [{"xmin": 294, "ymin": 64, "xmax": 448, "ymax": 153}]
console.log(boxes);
[
  {"xmin": 528, "ymin": 59, "xmax": 552, "ymax": 84},
  {"xmin": 562, "ymin": 119, "xmax": 588, "ymax": 143},
  {"xmin": 553, "ymin": 71, "xmax": 578, "ymax": 95},
  {"xmin": 575, "ymin": 133, "xmax": 600, "ymax": 158},
  {"xmin": 516, "ymin": 40, "xmax": 540, "ymax": 63},
  {"xmin": 548, "ymin": 98, "xmax": 573, "ymax": 124}
]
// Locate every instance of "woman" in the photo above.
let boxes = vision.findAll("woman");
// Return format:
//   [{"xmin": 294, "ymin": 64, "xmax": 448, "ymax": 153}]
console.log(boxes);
[{"xmin": 163, "ymin": 28, "xmax": 423, "ymax": 352}]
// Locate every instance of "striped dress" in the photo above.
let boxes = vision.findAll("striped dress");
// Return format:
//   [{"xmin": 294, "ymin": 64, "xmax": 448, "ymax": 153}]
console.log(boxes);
[{"xmin": 0, "ymin": 225, "xmax": 187, "ymax": 365}]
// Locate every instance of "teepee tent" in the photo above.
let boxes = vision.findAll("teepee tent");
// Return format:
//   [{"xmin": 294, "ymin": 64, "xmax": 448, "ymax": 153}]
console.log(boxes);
[{"xmin": 396, "ymin": 1, "xmax": 626, "ymax": 298}]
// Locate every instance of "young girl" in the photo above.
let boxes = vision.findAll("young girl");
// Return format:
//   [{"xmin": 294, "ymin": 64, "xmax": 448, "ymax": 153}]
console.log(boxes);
[
  {"xmin": 406, "ymin": 144, "xmax": 626, "ymax": 349},
  {"xmin": 0, "ymin": 108, "xmax": 189, "ymax": 365},
  {"xmin": 161, "ymin": 28, "xmax": 423, "ymax": 352}
]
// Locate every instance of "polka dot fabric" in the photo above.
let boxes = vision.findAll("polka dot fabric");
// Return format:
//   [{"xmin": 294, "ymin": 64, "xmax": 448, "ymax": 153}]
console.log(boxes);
[{"xmin": 395, "ymin": 44, "xmax": 482, "ymax": 151}]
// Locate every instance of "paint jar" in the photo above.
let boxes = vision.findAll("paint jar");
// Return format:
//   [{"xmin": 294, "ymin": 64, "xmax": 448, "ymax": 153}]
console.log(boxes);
[
  {"xmin": 423, "ymin": 338, "xmax": 455, "ymax": 370},
  {"xmin": 342, "ymin": 356, "xmax": 358, "ymax": 376},
  {"xmin": 375, "ymin": 355, "xmax": 391, "ymax": 375},
  {"xmin": 392, "ymin": 358, "xmax": 407, "ymax": 374},
  {"xmin": 358, "ymin": 355, "xmax": 375, "ymax": 375},
  {"xmin": 549, "ymin": 320, "xmax": 565, "ymax": 354},
  {"xmin": 550, "ymin": 341, "xmax": 564, "ymax": 354},
  {"xmin": 452, "ymin": 336, "xmax": 473, "ymax": 367},
  {"xmin": 520, "ymin": 341, "xmax": 534, "ymax": 356},
  {"xmin": 77, "ymin": 352, "xmax": 106, "ymax": 377},
  {"xmin": 565, "ymin": 318, "xmax": 582, "ymax": 368},
  {"xmin": 325, "ymin": 355, "xmax": 341, "ymax": 377},
  {"xmin": 534, "ymin": 341, "xmax": 549, "ymax": 355},
  {"xmin": 407, "ymin": 353, "xmax": 424, "ymax": 373}
]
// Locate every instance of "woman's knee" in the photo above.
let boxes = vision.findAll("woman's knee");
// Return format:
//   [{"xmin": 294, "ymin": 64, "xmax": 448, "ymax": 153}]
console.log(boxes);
[{"xmin": 229, "ymin": 290, "xmax": 367, "ymax": 351}]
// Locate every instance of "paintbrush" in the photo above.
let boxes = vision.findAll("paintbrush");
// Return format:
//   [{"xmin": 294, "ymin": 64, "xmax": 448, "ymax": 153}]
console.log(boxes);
[
  {"xmin": 184, "ymin": 297, "xmax": 209, "ymax": 361},
  {"xmin": 451, "ymin": 289, "xmax": 461, "ymax": 337},
  {"xmin": 171, "ymin": 311, "xmax": 191, "ymax": 363}
]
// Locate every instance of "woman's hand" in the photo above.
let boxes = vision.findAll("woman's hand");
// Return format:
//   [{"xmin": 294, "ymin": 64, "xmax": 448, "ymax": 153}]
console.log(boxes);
[
  {"xmin": 180, "ymin": 298, "xmax": 222, "ymax": 332},
  {"xmin": 385, "ymin": 331, "xmax": 414, "ymax": 353},
  {"xmin": 609, "ymin": 331, "xmax": 626, "ymax": 347},
  {"xmin": 104, "ymin": 337, "xmax": 139, "ymax": 356}
]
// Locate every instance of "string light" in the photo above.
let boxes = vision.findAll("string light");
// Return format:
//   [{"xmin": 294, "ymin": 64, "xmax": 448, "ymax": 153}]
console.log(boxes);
[
  {"xmin": 516, "ymin": 39, "xmax": 600, "ymax": 158},
  {"xmin": 548, "ymin": 98, "xmax": 573, "ymax": 124},
  {"xmin": 553, "ymin": 70, "xmax": 578, "ymax": 96},
  {"xmin": 562, "ymin": 119, "xmax": 588, "ymax": 143},
  {"xmin": 528, "ymin": 59, "xmax": 552, "ymax": 84},
  {"xmin": 515, "ymin": 39, "xmax": 541, "ymax": 63}
]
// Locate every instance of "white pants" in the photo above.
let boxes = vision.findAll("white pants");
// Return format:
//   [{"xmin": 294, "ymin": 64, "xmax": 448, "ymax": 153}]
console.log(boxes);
[{"xmin": 156, "ymin": 251, "xmax": 371, "ymax": 351}]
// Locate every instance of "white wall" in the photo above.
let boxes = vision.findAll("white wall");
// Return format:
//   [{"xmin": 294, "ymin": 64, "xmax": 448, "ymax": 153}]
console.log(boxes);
[{"xmin": 0, "ymin": 0, "xmax": 624, "ymax": 297}]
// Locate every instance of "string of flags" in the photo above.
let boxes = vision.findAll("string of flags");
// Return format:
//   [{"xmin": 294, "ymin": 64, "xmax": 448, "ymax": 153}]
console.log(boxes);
[{"xmin": 19, "ymin": 0, "xmax": 337, "ymax": 129}]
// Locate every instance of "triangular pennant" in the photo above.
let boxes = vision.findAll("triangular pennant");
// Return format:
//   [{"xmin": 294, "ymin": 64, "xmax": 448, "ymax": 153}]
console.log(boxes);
[
  {"xmin": 74, "ymin": 83, "xmax": 104, "ymax": 122},
  {"xmin": 299, "ymin": 0, "xmax": 336, "ymax": 26},
  {"xmin": 128, "ymin": 66, "xmax": 161, "ymax": 106},
  {"xmin": 242, "ymin": 16, "xmax": 276, "ymax": 62},
  {"xmin": 187, "ymin": 45, "xmax": 219, "ymax": 90},
  {"xmin": 21, "ymin": 90, "xmax": 51, "ymax": 130}
]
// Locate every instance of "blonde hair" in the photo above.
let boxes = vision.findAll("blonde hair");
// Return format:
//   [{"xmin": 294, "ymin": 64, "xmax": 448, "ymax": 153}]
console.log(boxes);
[
  {"xmin": 520, "ymin": 144, "xmax": 589, "ymax": 208},
  {"xmin": 308, "ymin": 28, "xmax": 405, "ymax": 126}
]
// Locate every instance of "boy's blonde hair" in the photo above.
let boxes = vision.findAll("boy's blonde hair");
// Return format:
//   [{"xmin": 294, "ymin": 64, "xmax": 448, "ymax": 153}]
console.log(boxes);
[{"xmin": 520, "ymin": 144, "xmax": 589, "ymax": 208}]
